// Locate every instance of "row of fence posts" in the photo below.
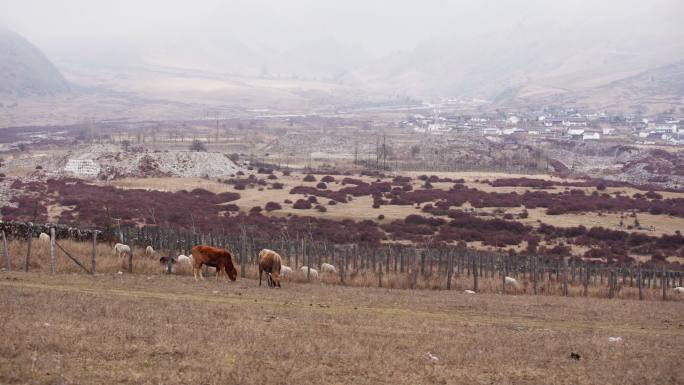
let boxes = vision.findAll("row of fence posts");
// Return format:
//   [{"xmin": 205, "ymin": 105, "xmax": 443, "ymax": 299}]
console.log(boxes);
[
  {"xmin": 1, "ymin": 229, "xmax": 100, "ymax": 275},
  {"xmin": 97, "ymin": 227, "xmax": 684, "ymax": 301},
  {"xmin": 2, "ymin": 225, "xmax": 683, "ymax": 300}
]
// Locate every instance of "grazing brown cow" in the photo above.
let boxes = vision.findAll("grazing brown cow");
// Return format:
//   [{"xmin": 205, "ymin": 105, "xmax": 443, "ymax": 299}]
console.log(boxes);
[
  {"xmin": 258, "ymin": 249, "xmax": 282, "ymax": 288},
  {"xmin": 190, "ymin": 245, "xmax": 238, "ymax": 282}
]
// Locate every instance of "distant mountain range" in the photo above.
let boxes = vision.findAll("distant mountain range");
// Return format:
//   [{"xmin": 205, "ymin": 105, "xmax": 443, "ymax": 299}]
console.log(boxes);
[
  {"xmin": 2, "ymin": 22, "xmax": 683, "ymax": 116},
  {"xmin": 499, "ymin": 60, "xmax": 684, "ymax": 113},
  {"xmin": 0, "ymin": 29, "xmax": 69, "ymax": 95},
  {"xmin": 129, "ymin": 23, "xmax": 684, "ymax": 113},
  {"xmin": 336, "ymin": 20, "xmax": 684, "ymax": 111}
]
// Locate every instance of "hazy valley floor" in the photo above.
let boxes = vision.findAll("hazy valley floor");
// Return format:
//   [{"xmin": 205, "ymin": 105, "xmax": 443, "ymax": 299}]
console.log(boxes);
[{"xmin": 0, "ymin": 272, "xmax": 682, "ymax": 385}]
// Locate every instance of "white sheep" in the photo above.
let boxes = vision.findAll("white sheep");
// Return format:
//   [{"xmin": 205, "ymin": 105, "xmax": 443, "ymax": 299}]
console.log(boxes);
[
  {"xmin": 177, "ymin": 254, "xmax": 192, "ymax": 264},
  {"xmin": 145, "ymin": 246, "xmax": 154, "ymax": 256},
  {"xmin": 38, "ymin": 232, "xmax": 50, "ymax": 242},
  {"xmin": 300, "ymin": 266, "xmax": 319, "ymax": 279},
  {"xmin": 321, "ymin": 263, "xmax": 337, "ymax": 274},
  {"xmin": 505, "ymin": 276, "xmax": 520, "ymax": 289},
  {"xmin": 281, "ymin": 265, "xmax": 293, "ymax": 275},
  {"xmin": 464, "ymin": 289, "xmax": 476, "ymax": 294},
  {"xmin": 113, "ymin": 243, "xmax": 131, "ymax": 257},
  {"xmin": 674, "ymin": 287, "xmax": 684, "ymax": 294}
]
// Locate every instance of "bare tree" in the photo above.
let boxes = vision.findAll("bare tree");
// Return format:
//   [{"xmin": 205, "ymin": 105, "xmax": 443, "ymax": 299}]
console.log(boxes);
[{"xmin": 189, "ymin": 140, "xmax": 207, "ymax": 152}]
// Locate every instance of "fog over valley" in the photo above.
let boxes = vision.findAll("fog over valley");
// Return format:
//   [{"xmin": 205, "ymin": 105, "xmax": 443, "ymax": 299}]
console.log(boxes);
[{"xmin": 1, "ymin": 0, "xmax": 683, "ymax": 123}]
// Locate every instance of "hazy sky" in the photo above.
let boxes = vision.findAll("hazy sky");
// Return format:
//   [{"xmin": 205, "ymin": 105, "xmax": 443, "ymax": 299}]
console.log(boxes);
[
  {"xmin": 2, "ymin": 0, "xmax": 683, "ymax": 99},
  {"xmin": 3, "ymin": 0, "xmax": 683, "ymax": 57}
]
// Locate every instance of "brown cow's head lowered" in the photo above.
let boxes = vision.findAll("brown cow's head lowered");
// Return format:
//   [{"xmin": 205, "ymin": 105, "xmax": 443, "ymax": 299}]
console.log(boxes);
[{"xmin": 226, "ymin": 251, "xmax": 238, "ymax": 281}]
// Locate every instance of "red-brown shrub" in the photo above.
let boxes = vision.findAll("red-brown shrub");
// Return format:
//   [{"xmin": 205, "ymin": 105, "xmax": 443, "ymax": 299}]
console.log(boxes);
[
  {"xmin": 289, "ymin": 186, "xmax": 346, "ymax": 203},
  {"xmin": 293, "ymin": 199, "xmax": 312, "ymax": 209},
  {"xmin": 265, "ymin": 202, "xmax": 282, "ymax": 211}
]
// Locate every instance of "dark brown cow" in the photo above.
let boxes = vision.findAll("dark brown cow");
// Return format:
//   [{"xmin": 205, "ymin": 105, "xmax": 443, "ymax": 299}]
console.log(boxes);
[
  {"xmin": 190, "ymin": 245, "xmax": 238, "ymax": 282},
  {"xmin": 258, "ymin": 249, "xmax": 282, "ymax": 288}
]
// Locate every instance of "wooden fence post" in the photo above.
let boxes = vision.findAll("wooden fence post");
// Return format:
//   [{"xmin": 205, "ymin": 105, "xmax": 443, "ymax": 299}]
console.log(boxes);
[
  {"xmin": 2, "ymin": 231, "xmax": 9, "ymax": 271},
  {"xmin": 339, "ymin": 253, "xmax": 346, "ymax": 286},
  {"xmin": 240, "ymin": 234, "xmax": 247, "ymax": 278},
  {"xmin": 583, "ymin": 264, "xmax": 589, "ymax": 297},
  {"xmin": 378, "ymin": 261, "xmax": 383, "ymax": 288},
  {"xmin": 472, "ymin": 254, "xmax": 478, "ymax": 292},
  {"xmin": 446, "ymin": 251, "xmax": 453, "ymax": 290},
  {"xmin": 127, "ymin": 249, "xmax": 133, "ymax": 273},
  {"xmin": 50, "ymin": 227, "xmax": 56, "ymax": 274},
  {"xmin": 532, "ymin": 257, "xmax": 537, "ymax": 295},
  {"xmin": 637, "ymin": 264, "xmax": 643, "ymax": 301},
  {"xmin": 91, "ymin": 231, "xmax": 97, "ymax": 274},
  {"xmin": 608, "ymin": 269, "xmax": 615, "ymax": 299},
  {"xmin": 305, "ymin": 240, "xmax": 311, "ymax": 281},
  {"xmin": 24, "ymin": 230, "xmax": 32, "ymax": 272},
  {"xmin": 562, "ymin": 258, "xmax": 568, "ymax": 296},
  {"xmin": 662, "ymin": 266, "xmax": 667, "ymax": 301},
  {"xmin": 411, "ymin": 251, "xmax": 418, "ymax": 290},
  {"xmin": 167, "ymin": 235, "xmax": 175, "ymax": 274},
  {"xmin": 571, "ymin": 261, "xmax": 576, "ymax": 284},
  {"xmin": 501, "ymin": 259, "xmax": 506, "ymax": 294},
  {"xmin": 386, "ymin": 249, "xmax": 390, "ymax": 275}
]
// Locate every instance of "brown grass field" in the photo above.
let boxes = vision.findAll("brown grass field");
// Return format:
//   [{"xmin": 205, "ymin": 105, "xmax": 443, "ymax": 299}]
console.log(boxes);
[{"xmin": 0, "ymin": 270, "xmax": 682, "ymax": 385}]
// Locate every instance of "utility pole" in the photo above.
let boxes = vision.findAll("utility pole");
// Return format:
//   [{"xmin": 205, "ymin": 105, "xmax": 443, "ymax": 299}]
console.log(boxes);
[
  {"xmin": 216, "ymin": 113, "xmax": 220, "ymax": 143},
  {"xmin": 354, "ymin": 143, "xmax": 358, "ymax": 165},
  {"xmin": 382, "ymin": 134, "xmax": 387, "ymax": 169},
  {"xmin": 375, "ymin": 136, "xmax": 380, "ymax": 167}
]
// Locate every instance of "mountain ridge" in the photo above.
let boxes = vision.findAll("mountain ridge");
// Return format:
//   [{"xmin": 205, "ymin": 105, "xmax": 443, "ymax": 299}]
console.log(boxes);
[{"xmin": 0, "ymin": 28, "xmax": 69, "ymax": 96}]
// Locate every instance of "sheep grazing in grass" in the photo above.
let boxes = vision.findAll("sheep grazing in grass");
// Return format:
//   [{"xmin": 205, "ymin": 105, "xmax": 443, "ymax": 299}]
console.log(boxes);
[
  {"xmin": 177, "ymin": 254, "xmax": 192, "ymax": 264},
  {"xmin": 321, "ymin": 263, "xmax": 337, "ymax": 274},
  {"xmin": 504, "ymin": 276, "xmax": 520, "ymax": 289},
  {"xmin": 38, "ymin": 232, "xmax": 50, "ymax": 242},
  {"xmin": 159, "ymin": 256, "xmax": 177, "ymax": 265},
  {"xmin": 159, "ymin": 256, "xmax": 177, "ymax": 273},
  {"xmin": 674, "ymin": 287, "xmax": 684, "ymax": 294},
  {"xmin": 145, "ymin": 246, "xmax": 154, "ymax": 256},
  {"xmin": 464, "ymin": 290, "xmax": 476, "ymax": 294},
  {"xmin": 281, "ymin": 265, "xmax": 293, "ymax": 275},
  {"xmin": 300, "ymin": 266, "xmax": 319, "ymax": 279},
  {"xmin": 113, "ymin": 243, "xmax": 131, "ymax": 257}
]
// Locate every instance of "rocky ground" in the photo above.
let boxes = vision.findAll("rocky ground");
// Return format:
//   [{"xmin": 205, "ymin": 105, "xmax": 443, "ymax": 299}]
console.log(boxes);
[{"xmin": 5, "ymin": 144, "xmax": 243, "ymax": 180}]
